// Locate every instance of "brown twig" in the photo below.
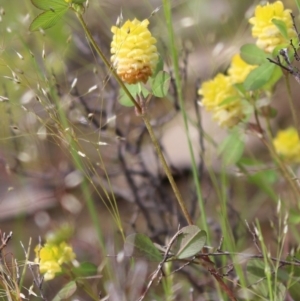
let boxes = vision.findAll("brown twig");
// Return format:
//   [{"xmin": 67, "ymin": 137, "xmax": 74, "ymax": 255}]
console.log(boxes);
[{"xmin": 0, "ymin": 230, "xmax": 13, "ymax": 252}]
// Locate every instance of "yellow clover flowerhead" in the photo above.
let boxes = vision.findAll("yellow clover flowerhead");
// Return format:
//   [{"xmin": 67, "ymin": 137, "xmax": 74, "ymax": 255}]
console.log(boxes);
[
  {"xmin": 198, "ymin": 74, "xmax": 244, "ymax": 128},
  {"xmin": 228, "ymin": 54, "xmax": 257, "ymax": 84},
  {"xmin": 35, "ymin": 242, "xmax": 76, "ymax": 281},
  {"xmin": 111, "ymin": 18, "xmax": 159, "ymax": 84},
  {"xmin": 273, "ymin": 127, "xmax": 300, "ymax": 163},
  {"xmin": 249, "ymin": 1, "xmax": 296, "ymax": 53}
]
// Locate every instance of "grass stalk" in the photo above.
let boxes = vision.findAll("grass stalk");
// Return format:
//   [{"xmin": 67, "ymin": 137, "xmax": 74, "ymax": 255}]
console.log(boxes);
[
  {"xmin": 142, "ymin": 114, "xmax": 193, "ymax": 225},
  {"xmin": 50, "ymin": 88, "xmax": 105, "ymax": 250},
  {"xmin": 161, "ymin": 0, "xmax": 208, "ymax": 236}
]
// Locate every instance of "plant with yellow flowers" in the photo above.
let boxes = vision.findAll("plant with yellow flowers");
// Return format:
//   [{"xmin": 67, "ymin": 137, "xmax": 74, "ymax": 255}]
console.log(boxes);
[
  {"xmin": 35, "ymin": 241, "xmax": 76, "ymax": 281},
  {"xmin": 24, "ymin": 0, "xmax": 300, "ymax": 301}
]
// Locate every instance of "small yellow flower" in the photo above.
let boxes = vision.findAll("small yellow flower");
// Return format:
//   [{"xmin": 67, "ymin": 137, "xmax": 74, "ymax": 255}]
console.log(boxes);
[
  {"xmin": 35, "ymin": 242, "xmax": 76, "ymax": 281},
  {"xmin": 198, "ymin": 73, "xmax": 244, "ymax": 128},
  {"xmin": 273, "ymin": 127, "xmax": 300, "ymax": 163},
  {"xmin": 111, "ymin": 18, "xmax": 159, "ymax": 84},
  {"xmin": 228, "ymin": 54, "xmax": 257, "ymax": 84},
  {"xmin": 249, "ymin": 1, "xmax": 296, "ymax": 53}
]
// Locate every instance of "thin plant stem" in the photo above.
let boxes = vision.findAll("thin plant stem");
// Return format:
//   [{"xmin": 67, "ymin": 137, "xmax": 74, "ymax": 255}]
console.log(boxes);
[
  {"xmin": 284, "ymin": 74, "xmax": 300, "ymax": 137},
  {"xmin": 76, "ymin": 11, "xmax": 194, "ymax": 226},
  {"xmin": 261, "ymin": 136, "xmax": 300, "ymax": 201},
  {"xmin": 162, "ymin": 0, "xmax": 208, "ymax": 236},
  {"xmin": 51, "ymin": 90, "xmax": 105, "ymax": 250},
  {"xmin": 142, "ymin": 114, "xmax": 193, "ymax": 225}
]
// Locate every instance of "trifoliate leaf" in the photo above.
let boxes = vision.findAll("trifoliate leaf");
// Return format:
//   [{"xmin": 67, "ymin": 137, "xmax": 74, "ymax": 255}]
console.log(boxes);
[
  {"xmin": 243, "ymin": 62, "xmax": 275, "ymax": 91},
  {"xmin": 247, "ymin": 260, "xmax": 265, "ymax": 284},
  {"xmin": 52, "ymin": 281, "xmax": 77, "ymax": 301},
  {"xmin": 174, "ymin": 226, "xmax": 206, "ymax": 259},
  {"xmin": 152, "ymin": 56, "xmax": 164, "ymax": 78},
  {"xmin": 72, "ymin": 262, "xmax": 98, "ymax": 277},
  {"xmin": 31, "ymin": 0, "xmax": 68, "ymax": 11},
  {"xmin": 124, "ymin": 233, "xmax": 163, "ymax": 262},
  {"xmin": 218, "ymin": 130, "xmax": 244, "ymax": 166},
  {"xmin": 240, "ymin": 44, "xmax": 268, "ymax": 65},
  {"xmin": 151, "ymin": 71, "xmax": 170, "ymax": 98},
  {"xmin": 29, "ymin": 8, "xmax": 68, "ymax": 31},
  {"xmin": 272, "ymin": 19, "xmax": 289, "ymax": 40},
  {"xmin": 118, "ymin": 84, "xmax": 149, "ymax": 107},
  {"xmin": 72, "ymin": 0, "xmax": 86, "ymax": 4},
  {"xmin": 218, "ymin": 95, "xmax": 240, "ymax": 107},
  {"xmin": 262, "ymin": 65, "xmax": 282, "ymax": 91}
]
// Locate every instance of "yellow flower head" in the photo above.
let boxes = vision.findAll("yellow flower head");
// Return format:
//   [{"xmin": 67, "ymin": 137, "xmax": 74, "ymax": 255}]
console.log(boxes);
[
  {"xmin": 35, "ymin": 242, "xmax": 76, "ymax": 281},
  {"xmin": 249, "ymin": 1, "xmax": 296, "ymax": 53},
  {"xmin": 111, "ymin": 18, "xmax": 159, "ymax": 84},
  {"xmin": 228, "ymin": 54, "xmax": 257, "ymax": 84},
  {"xmin": 273, "ymin": 127, "xmax": 300, "ymax": 163},
  {"xmin": 198, "ymin": 73, "xmax": 244, "ymax": 128}
]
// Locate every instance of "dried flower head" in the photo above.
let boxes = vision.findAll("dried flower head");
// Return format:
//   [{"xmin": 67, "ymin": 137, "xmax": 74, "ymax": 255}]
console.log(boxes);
[
  {"xmin": 273, "ymin": 127, "xmax": 300, "ymax": 163},
  {"xmin": 249, "ymin": 1, "xmax": 296, "ymax": 53},
  {"xmin": 35, "ymin": 242, "xmax": 76, "ymax": 281},
  {"xmin": 228, "ymin": 54, "xmax": 257, "ymax": 84},
  {"xmin": 111, "ymin": 18, "xmax": 159, "ymax": 84},
  {"xmin": 198, "ymin": 73, "xmax": 244, "ymax": 128}
]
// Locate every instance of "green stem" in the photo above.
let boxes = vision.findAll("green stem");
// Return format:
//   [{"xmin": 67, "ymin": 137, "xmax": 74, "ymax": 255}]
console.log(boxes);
[
  {"xmin": 262, "ymin": 136, "xmax": 300, "ymax": 201},
  {"xmin": 162, "ymin": 0, "xmax": 207, "ymax": 235},
  {"xmin": 285, "ymin": 74, "xmax": 300, "ymax": 137},
  {"xmin": 75, "ymin": 12, "xmax": 142, "ymax": 113},
  {"xmin": 76, "ymin": 10, "xmax": 193, "ymax": 226},
  {"xmin": 142, "ymin": 114, "xmax": 193, "ymax": 225},
  {"xmin": 54, "ymin": 99, "xmax": 105, "ymax": 250}
]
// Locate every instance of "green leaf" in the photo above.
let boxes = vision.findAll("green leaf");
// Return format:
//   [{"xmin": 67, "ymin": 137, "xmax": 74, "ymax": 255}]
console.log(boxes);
[
  {"xmin": 288, "ymin": 209, "xmax": 300, "ymax": 224},
  {"xmin": 296, "ymin": 0, "xmax": 300, "ymax": 13},
  {"xmin": 272, "ymin": 38, "xmax": 299, "ymax": 62},
  {"xmin": 72, "ymin": 0, "xmax": 86, "ymax": 3},
  {"xmin": 286, "ymin": 252, "xmax": 300, "ymax": 277},
  {"xmin": 218, "ymin": 95, "xmax": 240, "ymax": 107},
  {"xmin": 152, "ymin": 56, "xmax": 164, "ymax": 78},
  {"xmin": 233, "ymin": 83, "xmax": 246, "ymax": 95},
  {"xmin": 247, "ymin": 169, "xmax": 277, "ymax": 200},
  {"xmin": 72, "ymin": 262, "xmax": 98, "ymax": 277},
  {"xmin": 238, "ymin": 157, "xmax": 261, "ymax": 166},
  {"xmin": 263, "ymin": 65, "xmax": 282, "ymax": 91},
  {"xmin": 272, "ymin": 19, "xmax": 289, "ymax": 40},
  {"xmin": 174, "ymin": 225, "xmax": 206, "ymax": 259},
  {"xmin": 118, "ymin": 84, "xmax": 149, "ymax": 107},
  {"xmin": 240, "ymin": 44, "xmax": 268, "ymax": 65},
  {"xmin": 252, "ymin": 281, "xmax": 269, "ymax": 298},
  {"xmin": 124, "ymin": 233, "xmax": 163, "ymax": 262},
  {"xmin": 31, "ymin": 0, "xmax": 68, "ymax": 11},
  {"xmin": 289, "ymin": 282, "xmax": 300, "ymax": 301},
  {"xmin": 247, "ymin": 260, "xmax": 265, "ymax": 284},
  {"xmin": 151, "ymin": 71, "xmax": 170, "ymax": 98},
  {"xmin": 52, "ymin": 281, "xmax": 77, "ymax": 301},
  {"xmin": 244, "ymin": 62, "xmax": 275, "ymax": 91},
  {"xmin": 29, "ymin": 8, "xmax": 68, "ymax": 31},
  {"xmin": 218, "ymin": 130, "xmax": 244, "ymax": 166}
]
